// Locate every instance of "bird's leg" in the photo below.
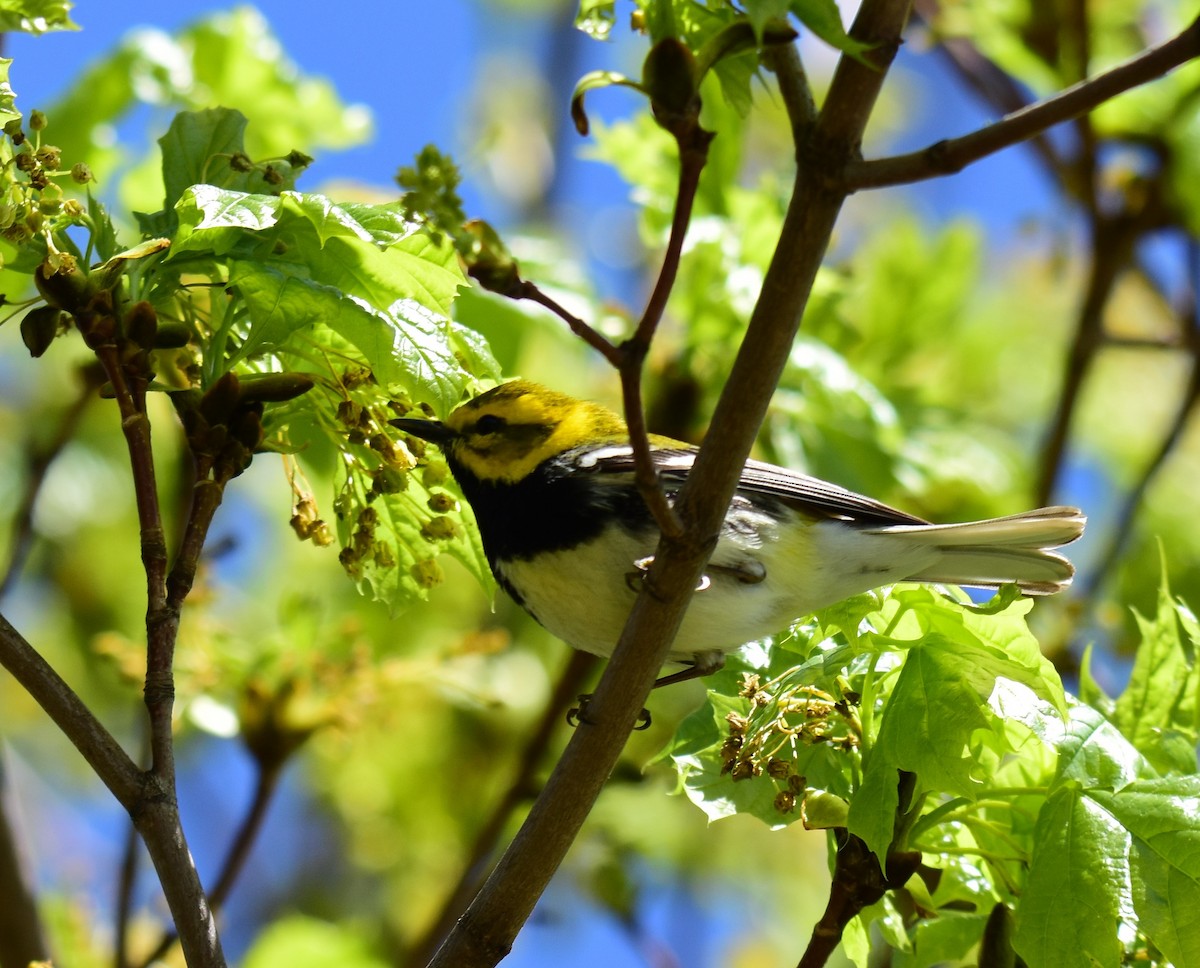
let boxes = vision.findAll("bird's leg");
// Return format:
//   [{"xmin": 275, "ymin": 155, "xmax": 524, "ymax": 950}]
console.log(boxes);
[{"xmin": 652, "ymin": 650, "xmax": 725, "ymax": 688}]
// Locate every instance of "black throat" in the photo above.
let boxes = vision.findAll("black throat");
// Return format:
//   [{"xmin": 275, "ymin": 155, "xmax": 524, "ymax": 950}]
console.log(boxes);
[{"xmin": 447, "ymin": 453, "xmax": 653, "ymax": 565}]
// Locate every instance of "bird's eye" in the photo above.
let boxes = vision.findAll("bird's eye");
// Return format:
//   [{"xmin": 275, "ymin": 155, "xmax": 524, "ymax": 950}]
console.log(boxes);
[{"xmin": 474, "ymin": 413, "xmax": 507, "ymax": 434}]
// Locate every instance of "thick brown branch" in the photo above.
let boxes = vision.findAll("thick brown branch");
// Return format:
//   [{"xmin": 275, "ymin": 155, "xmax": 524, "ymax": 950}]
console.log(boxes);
[
  {"xmin": 844, "ymin": 13, "xmax": 1200, "ymax": 191},
  {"xmin": 427, "ymin": 3, "xmax": 914, "ymax": 965}
]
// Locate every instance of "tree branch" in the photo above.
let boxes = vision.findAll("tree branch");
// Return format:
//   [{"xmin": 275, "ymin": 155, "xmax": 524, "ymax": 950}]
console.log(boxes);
[
  {"xmin": 911, "ymin": 0, "xmax": 1064, "ymax": 179},
  {"xmin": 843, "ymin": 12, "xmax": 1200, "ymax": 191},
  {"xmin": 427, "ymin": 3, "xmax": 914, "ymax": 965}
]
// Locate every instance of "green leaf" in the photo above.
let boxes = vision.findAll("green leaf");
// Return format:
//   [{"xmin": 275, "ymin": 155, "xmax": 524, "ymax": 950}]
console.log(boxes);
[
  {"xmin": 160, "ymin": 108, "xmax": 252, "ymax": 215},
  {"xmin": 903, "ymin": 911, "xmax": 994, "ymax": 968},
  {"xmin": 1054, "ymin": 704, "xmax": 1153, "ymax": 790},
  {"xmin": 1013, "ymin": 783, "xmax": 1127, "ymax": 968},
  {"xmin": 787, "ymin": 0, "xmax": 875, "ymax": 60},
  {"xmin": 0, "ymin": 0, "xmax": 77, "ymax": 34},
  {"xmin": 1113, "ymin": 563, "xmax": 1200, "ymax": 773},
  {"xmin": 0, "ymin": 58, "xmax": 18, "ymax": 127},
  {"xmin": 86, "ymin": 190, "xmax": 121, "ymax": 263},
  {"xmin": 1086, "ymin": 777, "xmax": 1200, "ymax": 968},
  {"xmin": 874, "ymin": 637, "xmax": 992, "ymax": 795}
]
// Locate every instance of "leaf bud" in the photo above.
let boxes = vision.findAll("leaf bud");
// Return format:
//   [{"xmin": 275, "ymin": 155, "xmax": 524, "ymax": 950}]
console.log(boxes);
[
  {"xmin": 230, "ymin": 406, "xmax": 264, "ymax": 452},
  {"xmin": 153, "ymin": 320, "xmax": 192, "ymax": 348},
  {"xmin": 237, "ymin": 372, "xmax": 316, "ymax": 403},
  {"xmin": 642, "ymin": 38, "xmax": 700, "ymax": 132},
  {"xmin": 20, "ymin": 305, "xmax": 65, "ymax": 357},
  {"xmin": 123, "ymin": 300, "xmax": 158, "ymax": 349},
  {"xmin": 198, "ymin": 371, "xmax": 243, "ymax": 425}
]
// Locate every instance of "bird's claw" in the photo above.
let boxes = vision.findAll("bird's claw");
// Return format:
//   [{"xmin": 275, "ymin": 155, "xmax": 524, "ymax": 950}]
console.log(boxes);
[{"xmin": 567, "ymin": 694, "xmax": 651, "ymax": 730}]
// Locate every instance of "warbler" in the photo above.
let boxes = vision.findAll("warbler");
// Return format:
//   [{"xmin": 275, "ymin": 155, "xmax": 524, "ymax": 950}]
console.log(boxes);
[{"xmin": 392, "ymin": 381, "xmax": 1085, "ymax": 682}]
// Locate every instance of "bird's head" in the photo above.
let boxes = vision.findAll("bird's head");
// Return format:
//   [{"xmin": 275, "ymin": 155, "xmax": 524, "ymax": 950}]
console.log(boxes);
[{"xmin": 391, "ymin": 380, "xmax": 628, "ymax": 483}]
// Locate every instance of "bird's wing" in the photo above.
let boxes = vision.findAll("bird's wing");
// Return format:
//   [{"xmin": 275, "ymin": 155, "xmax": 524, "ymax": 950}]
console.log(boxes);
[{"xmin": 572, "ymin": 443, "xmax": 929, "ymax": 527}]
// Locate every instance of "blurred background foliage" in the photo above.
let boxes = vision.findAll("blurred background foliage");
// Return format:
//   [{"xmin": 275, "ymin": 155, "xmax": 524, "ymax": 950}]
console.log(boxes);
[{"xmin": 0, "ymin": 1, "xmax": 1198, "ymax": 966}]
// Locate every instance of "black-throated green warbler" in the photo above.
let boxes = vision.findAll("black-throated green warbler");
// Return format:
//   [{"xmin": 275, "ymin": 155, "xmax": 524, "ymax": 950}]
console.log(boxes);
[{"xmin": 392, "ymin": 381, "xmax": 1085, "ymax": 682}]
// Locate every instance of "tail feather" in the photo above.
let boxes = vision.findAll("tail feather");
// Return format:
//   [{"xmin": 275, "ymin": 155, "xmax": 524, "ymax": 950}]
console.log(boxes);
[{"xmin": 867, "ymin": 506, "xmax": 1086, "ymax": 595}]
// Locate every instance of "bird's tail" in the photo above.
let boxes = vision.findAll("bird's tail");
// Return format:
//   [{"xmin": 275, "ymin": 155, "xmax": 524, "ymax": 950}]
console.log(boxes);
[{"xmin": 867, "ymin": 506, "xmax": 1086, "ymax": 595}]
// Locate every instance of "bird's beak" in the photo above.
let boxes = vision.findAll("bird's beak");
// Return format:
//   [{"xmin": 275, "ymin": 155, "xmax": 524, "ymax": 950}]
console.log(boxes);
[{"xmin": 390, "ymin": 416, "xmax": 456, "ymax": 447}]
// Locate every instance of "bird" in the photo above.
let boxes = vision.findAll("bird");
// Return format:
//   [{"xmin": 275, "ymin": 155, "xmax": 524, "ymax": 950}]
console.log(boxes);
[{"xmin": 391, "ymin": 380, "xmax": 1085, "ymax": 685}]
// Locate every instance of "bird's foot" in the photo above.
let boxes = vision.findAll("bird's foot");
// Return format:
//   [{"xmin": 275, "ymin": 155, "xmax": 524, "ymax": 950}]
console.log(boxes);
[{"xmin": 567, "ymin": 693, "xmax": 652, "ymax": 730}]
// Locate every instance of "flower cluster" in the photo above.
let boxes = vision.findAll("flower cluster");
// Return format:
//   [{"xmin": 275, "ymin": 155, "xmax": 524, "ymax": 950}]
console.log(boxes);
[{"xmin": 720, "ymin": 673, "xmax": 861, "ymax": 815}]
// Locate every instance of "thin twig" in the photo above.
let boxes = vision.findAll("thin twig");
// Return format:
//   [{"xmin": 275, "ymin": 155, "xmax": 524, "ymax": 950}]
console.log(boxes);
[
  {"xmin": 113, "ymin": 804, "xmax": 141, "ymax": 968},
  {"xmin": 0, "ymin": 612, "xmax": 141, "ymax": 806},
  {"xmin": 1035, "ymin": 213, "xmax": 1137, "ymax": 504},
  {"xmin": 513, "ymin": 281, "xmax": 620, "ymax": 363},
  {"xmin": 114, "ymin": 725, "xmax": 151, "ymax": 968},
  {"xmin": 616, "ymin": 121, "xmax": 712, "ymax": 539},
  {"xmin": 92, "ymin": 342, "xmax": 174, "ymax": 782},
  {"xmin": 843, "ymin": 13, "xmax": 1200, "ymax": 191},
  {"xmin": 911, "ymin": 0, "xmax": 1064, "ymax": 179}
]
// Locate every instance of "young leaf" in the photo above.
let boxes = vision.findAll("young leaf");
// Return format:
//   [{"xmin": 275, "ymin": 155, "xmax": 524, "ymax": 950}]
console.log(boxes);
[
  {"xmin": 1013, "ymin": 783, "xmax": 1127, "ymax": 968},
  {"xmin": 1086, "ymin": 776, "xmax": 1200, "ymax": 968},
  {"xmin": 0, "ymin": 58, "xmax": 18, "ymax": 126},
  {"xmin": 787, "ymin": 0, "xmax": 875, "ymax": 60},
  {"xmin": 1113, "ymin": 564, "xmax": 1200, "ymax": 774}
]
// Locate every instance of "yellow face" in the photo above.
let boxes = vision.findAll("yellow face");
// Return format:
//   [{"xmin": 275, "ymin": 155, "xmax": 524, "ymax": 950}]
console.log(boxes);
[{"xmin": 444, "ymin": 381, "xmax": 627, "ymax": 483}]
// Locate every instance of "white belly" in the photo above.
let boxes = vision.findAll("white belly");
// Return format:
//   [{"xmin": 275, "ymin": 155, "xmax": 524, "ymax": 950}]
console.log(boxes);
[{"xmin": 496, "ymin": 508, "xmax": 941, "ymax": 662}]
